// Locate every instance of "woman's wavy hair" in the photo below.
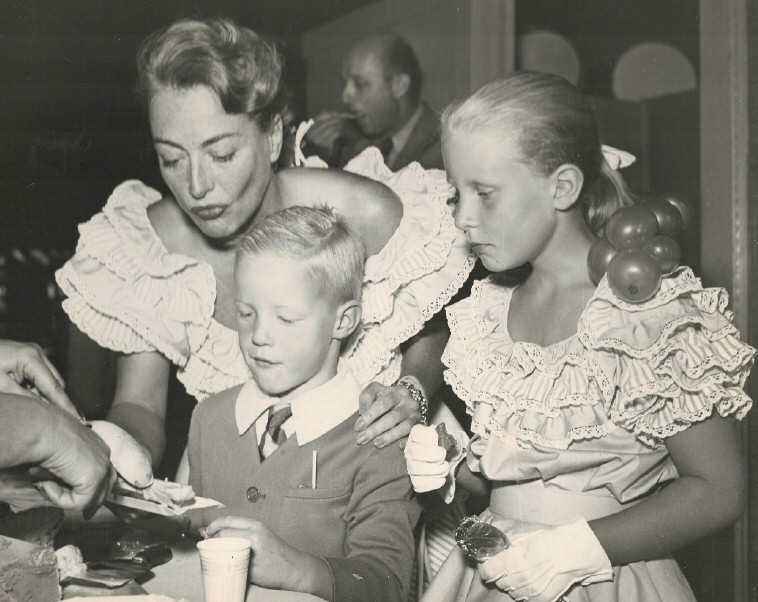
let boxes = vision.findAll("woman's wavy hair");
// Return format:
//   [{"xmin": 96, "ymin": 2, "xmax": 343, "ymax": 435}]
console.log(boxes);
[
  {"xmin": 136, "ymin": 18, "xmax": 294, "ymax": 153},
  {"xmin": 441, "ymin": 72, "xmax": 636, "ymax": 235}
]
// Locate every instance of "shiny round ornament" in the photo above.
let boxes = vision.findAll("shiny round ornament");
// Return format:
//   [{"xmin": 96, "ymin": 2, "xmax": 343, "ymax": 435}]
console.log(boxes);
[
  {"xmin": 587, "ymin": 237, "xmax": 618, "ymax": 284},
  {"xmin": 607, "ymin": 249, "xmax": 662, "ymax": 303},
  {"xmin": 643, "ymin": 195, "xmax": 685, "ymax": 238},
  {"xmin": 605, "ymin": 205, "xmax": 660, "ymax": 250},
  {"xmin": 643, "ymin": 235, "xmax": 681, "ymax": 275}
]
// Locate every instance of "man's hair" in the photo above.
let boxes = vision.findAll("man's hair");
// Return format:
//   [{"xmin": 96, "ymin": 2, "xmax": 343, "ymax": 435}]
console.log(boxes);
[
  {"xmin": 237, "ymin": 206, "xmax": 365, "ymax": 303},
  {"xmin": 379, "ymin": 35, "xmax": 423, "ymax": 103}
]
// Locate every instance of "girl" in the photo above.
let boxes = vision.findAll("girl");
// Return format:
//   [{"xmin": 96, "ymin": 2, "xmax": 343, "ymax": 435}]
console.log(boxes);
[{"xmin": 405, "ymin": 72, "xmax": 754, "ymax": 601}]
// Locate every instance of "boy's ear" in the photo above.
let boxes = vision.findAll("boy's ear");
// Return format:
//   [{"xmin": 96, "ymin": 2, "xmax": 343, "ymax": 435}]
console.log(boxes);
[
  {"xmin": 268, "ymin": 114, "xmax": 283, "ymax": 164},
  {"xmin": 391, "ymin": 73, "xmax": 411, "ymax": 100},
  {"xmin": 550, "ymin": 163, "xmax": 584, "ymax": 210},
  {"xmin": 333, "ymin": 300, "xmax": 362, "ymax": 340}
]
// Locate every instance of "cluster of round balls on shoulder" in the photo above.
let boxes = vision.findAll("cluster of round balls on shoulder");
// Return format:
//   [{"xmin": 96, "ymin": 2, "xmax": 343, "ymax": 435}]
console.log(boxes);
[{"xmin": 588, "ymin": 195, "xmax": 686, "ymax": 303}]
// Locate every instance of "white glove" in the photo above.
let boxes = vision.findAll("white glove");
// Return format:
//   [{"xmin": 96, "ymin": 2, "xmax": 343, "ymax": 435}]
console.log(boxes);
[
  {"xmin": 478, "ymin": 516, "xmax": 613, "ymax": 602},
  {"xmin": 404, "ymin": 424, "xmax": 469, "ymax": 503}
]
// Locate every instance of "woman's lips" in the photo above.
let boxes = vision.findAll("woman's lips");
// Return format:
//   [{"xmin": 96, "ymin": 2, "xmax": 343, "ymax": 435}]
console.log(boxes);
[{"xmin": 192, "ymin": 205, "xmax": 227, "ymax": 220}]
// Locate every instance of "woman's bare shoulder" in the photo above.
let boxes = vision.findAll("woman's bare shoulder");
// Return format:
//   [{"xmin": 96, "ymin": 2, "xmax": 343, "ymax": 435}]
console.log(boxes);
[{"xmin": 146, "ymin": 196, "xmax": 197, "ymax": 251}]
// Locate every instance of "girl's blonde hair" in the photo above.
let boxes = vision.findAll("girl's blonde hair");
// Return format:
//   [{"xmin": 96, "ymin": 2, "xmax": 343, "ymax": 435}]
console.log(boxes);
[
  {"xmin": 236, "ymin": 206, "xmax": 365, "ymax": 303},
  {"xmin": 441, "ymin": 72, "xmax": 635, "ymax": 235}
]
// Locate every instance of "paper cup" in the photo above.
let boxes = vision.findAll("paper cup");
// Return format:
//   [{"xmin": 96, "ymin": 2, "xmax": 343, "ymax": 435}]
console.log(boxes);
[{"xmin": 197, "ymin": 537, "xmax": 251, "ymax": 602}]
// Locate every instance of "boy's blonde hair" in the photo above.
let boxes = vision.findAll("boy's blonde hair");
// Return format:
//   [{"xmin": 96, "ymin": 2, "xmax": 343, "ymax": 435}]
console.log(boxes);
[
  {"xmin": 441, "ymin": 72, "xmax": 636, "ymax": 236},
  {"xmin": 237, "ymin": 206, "xmax": 365, "ymax": 303}
]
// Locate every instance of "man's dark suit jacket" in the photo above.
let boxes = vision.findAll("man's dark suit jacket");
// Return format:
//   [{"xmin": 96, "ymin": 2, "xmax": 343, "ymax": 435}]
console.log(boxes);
[{"xmin": 337, "ymin": 102, "xmax": 443, "ymax": 170}]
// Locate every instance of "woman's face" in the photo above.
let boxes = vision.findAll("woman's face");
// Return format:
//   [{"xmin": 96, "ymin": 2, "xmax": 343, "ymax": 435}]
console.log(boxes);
[
  {"xmin": 443, "ymin": 128, "xmax": 557, "ymax": 273},
  {"xmin": 149, "ymin": 84, "xmax": 282, "ymax": 242}
]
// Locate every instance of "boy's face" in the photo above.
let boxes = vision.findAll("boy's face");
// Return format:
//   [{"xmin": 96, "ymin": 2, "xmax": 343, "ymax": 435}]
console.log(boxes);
[{"xmin": 235, "ymin": 253, "xmax": 341, "ymax": 399}]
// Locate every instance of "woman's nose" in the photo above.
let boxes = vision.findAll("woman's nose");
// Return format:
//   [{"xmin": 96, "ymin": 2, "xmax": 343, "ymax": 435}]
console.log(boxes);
[
  {"xmin": 189, "ymin": 158, "xmax": 213, "ymax": 200},
  {"xmin": 453, "ymin": 194, "xmax": 477, "ymax": 231}
]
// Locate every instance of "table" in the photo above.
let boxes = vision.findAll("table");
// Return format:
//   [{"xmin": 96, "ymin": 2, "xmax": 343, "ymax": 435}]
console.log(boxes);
[
  {"xmin": 58, "ymin": 509, "xmax": 326, "ymax": 602},
  {"xmin": 143, "ymin": 537, "xmax": 326, "ymax": 602}
]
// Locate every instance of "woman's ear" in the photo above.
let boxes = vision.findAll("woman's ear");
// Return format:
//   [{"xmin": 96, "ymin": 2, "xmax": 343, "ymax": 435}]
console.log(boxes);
[
  {"xmin": 550, "ymin": 163, "xmax": 584, "ymax": 210},
  {"xmin": 268, "ymin": 115, "xmax": 283, "ymax": 163},
  {"xmin": 333, "ymin": 300, "xmax": 362, "ymax": 341}
]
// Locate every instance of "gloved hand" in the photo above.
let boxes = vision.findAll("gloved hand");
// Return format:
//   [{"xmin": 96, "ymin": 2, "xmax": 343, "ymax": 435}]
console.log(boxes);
[
  {"xmin": 404, "ymin": 424, "xmax": 469, "ymax": 503},
  {"xmin": 478, "ymin": 516, "xmax": 613, "ymax": 602}
]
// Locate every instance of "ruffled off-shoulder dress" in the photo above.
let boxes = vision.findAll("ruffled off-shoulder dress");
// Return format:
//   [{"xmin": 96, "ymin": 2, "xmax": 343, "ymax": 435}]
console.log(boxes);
[
  {"xmin": 422, "ymin": 268, "xmax": 754, "ymax": 602},
  {"xmin": 55, "ymin": 149, "xmax": 476, "ymax": 399}
]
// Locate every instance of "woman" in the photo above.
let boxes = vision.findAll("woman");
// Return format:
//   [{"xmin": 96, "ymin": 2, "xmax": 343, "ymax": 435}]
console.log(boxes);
[{"xmin": 56, "ymin": 18, "xmax": 474, "ymax": 469}]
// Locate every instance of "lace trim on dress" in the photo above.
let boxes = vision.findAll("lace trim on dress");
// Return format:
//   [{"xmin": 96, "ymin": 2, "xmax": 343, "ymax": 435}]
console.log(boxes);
[{"xmin": 442, "ymin": 270, "xmax": 755, "ymax": 449}]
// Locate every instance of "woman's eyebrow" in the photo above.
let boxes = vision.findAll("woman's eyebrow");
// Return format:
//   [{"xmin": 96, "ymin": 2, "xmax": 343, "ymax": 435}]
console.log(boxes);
[{"xmin": 152, "ymin": 132, "xmax": 240, "ymax": 148}]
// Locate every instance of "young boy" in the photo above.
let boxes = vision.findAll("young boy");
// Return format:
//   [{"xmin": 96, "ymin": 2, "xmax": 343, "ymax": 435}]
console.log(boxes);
[{"xmin": 187, "ymin": 206, "xmax": 420, "ymax": 602}]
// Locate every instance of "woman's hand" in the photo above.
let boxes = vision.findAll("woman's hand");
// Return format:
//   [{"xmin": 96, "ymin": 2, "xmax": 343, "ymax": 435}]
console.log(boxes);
[
  {"xmin": 203, "ymin": 516, "xmax": 331, "ymax": 596},
  {"xmin": 355, "ymin": 381, "xmax": 422, "ymax": 448},
  {"xmin": 0, "ymin": 340, "xmax": 77, "ymax": 416}
]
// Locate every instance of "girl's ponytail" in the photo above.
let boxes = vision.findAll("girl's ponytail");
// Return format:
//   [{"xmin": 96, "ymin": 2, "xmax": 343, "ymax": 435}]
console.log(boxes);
[{"xmin": 582, "ymin": 157, "xmax": 637, "ymax": 237}]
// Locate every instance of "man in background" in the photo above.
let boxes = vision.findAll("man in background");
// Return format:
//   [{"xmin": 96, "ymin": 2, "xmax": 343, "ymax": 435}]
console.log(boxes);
[{"xmin": 303, "ymin": 33, "xmax": 443, "ymax": 170}]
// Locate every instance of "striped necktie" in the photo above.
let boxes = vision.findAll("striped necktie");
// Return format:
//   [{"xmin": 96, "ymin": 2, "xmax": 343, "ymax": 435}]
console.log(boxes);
[{"xmin": 259, "ymin": 405, "xmax": 292, "ymax": 460}]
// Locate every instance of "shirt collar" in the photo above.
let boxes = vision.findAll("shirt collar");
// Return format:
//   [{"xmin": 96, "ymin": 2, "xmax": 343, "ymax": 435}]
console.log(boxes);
[
  {"xmin": 390, "ymin": 104, "xmax": 423, "ymax": 158},
  {"xmin": 235, "ymin": 370, "xmax": 361, "ymax": 445}
]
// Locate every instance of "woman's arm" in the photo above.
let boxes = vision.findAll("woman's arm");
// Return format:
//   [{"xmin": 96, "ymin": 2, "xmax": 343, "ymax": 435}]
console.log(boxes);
[
  {"xmin": 590, "ymin": 413, "xmax": 746, "ymax": 564},
  {"xmin": 280, "ymin": 168, "xmax": 403, "ymax": 256},
  {"xmin": 107, "ymin": 351, "xmax": 171, "ymax": 468}
]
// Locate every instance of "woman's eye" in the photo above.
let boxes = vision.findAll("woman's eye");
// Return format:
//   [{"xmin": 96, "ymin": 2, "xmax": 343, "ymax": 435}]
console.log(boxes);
[
  {"xmin": 277, "ymin": 316, "xmax": 296, "ymax": 325},
  {"xmin": 159, "ymin": 157, "xmax": 181, "ymax": 169},
  {"xmin": 237, "ymin": 309, "xmax": 253, "ymax": 319},
  {"xmin": 213, "ymin": 152, "xmax": 236, "ymax": 164},
  {"xmin": 477, "ymin": 189, "xmax": 493, "ymax": 200}
]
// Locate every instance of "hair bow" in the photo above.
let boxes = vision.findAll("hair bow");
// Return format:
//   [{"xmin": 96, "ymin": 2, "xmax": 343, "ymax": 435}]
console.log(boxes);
[{"xmin": 601, "ymin": 144, "xmax": 636, "ymax": 170}]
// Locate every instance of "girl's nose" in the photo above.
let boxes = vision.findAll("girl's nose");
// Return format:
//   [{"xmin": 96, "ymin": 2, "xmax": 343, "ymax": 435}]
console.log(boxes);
[
  {"xmin": 189, "ymin": 157, "xmax": 213, "ymax": 200},
  {"xmin": 453, "ymin": 194, "xmax": 477, "ymax": 231}
]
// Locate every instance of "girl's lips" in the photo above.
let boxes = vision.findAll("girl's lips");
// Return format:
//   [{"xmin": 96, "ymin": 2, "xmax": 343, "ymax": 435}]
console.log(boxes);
[{"xmin": 192, "ymin": 205, "xmax": 227, "ymax": 220}]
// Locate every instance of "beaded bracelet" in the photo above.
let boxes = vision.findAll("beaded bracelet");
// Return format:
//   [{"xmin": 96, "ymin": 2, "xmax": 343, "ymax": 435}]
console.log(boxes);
[{"xmin": 395, "ymin": 376, "xmax": 429, "ymax": 426}]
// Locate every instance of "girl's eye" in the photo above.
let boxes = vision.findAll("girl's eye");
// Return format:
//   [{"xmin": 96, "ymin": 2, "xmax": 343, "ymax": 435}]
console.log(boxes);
[
  {"xmin": 277, "ymin": 316, "xmax": 295, "ymax": 325},
  {"xmin": 237, "ymin": 308, "xmax": 253, "ymax": 319},
  {"xmin": 476, "ymin": 189, "xmax": 493, "ymax": 200}
]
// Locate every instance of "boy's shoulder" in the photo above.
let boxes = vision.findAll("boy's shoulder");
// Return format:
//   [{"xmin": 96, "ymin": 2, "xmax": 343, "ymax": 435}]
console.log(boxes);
[{"xmin": 193, "ymin": 384, "xmax": 245, "ymax": 421}]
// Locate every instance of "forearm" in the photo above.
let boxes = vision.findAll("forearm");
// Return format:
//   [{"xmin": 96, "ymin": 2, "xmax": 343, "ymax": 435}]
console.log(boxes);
[
  {"xmin": 323, "ymin": 555, "xmax": 404, "ymax": 602},
  {"xmin": 282, "ymin": 553, "xmax": 334, "ymax": 601},
  {"xmin": 591, "ymin": 471, "xmax": 746, "ymax": 565},
  {"xmin": 107, "ymin": 401, "xmax": 165, "ymax": 468},
  {"xmin": 455, "ymin": 462, "xmax": 491, "ymax": 500},
  {"xmin": 399, "ymin": 322, "xmax": 449, "ymax": 404}
]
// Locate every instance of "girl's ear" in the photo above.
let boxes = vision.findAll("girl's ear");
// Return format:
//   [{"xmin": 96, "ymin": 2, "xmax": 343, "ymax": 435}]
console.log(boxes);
[
  {"xmin": 550, "ymin": 163, "xmax": 584, "ymax": 210},
  {"xmin": 333, "ymin": 300, "xmax": 362, "ymax": 341},
  {"xmin": 268, "ymin": 115, "xmax": 283, "ymax": 164}
]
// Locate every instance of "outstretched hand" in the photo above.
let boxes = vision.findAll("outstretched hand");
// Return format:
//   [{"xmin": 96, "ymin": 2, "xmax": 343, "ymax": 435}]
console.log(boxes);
[
  {"xmin": 33, "ymin": 408, "xmax": 116, "ymax": 513},
  {"xmin": 355, "ymin": 381, "xmax": 422, "ymax": 448}
]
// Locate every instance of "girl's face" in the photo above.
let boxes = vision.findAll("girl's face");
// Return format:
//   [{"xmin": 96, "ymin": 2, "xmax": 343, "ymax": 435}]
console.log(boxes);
[
  {"xmin": 443, "ymin": 128, "xmax": 557, "ymax": 272},
  {"xmin": 149, "ymin": 84, "xmax": 282, "ymax": 243}
]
